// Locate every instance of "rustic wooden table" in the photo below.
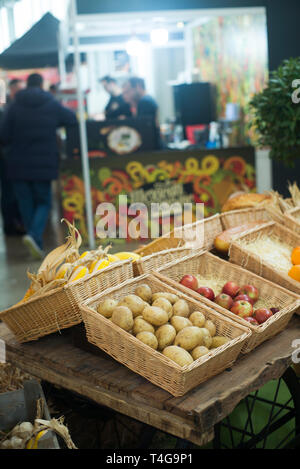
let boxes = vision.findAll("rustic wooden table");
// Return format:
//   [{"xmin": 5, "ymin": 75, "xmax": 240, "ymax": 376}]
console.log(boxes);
[{"xmin": 1, "ymin": 317, "xmax": 299, "ymax": 447}]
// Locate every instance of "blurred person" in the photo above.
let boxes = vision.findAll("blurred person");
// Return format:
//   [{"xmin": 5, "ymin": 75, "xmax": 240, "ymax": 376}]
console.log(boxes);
[
  {"xmin": 0, "ymin": 73, "xmax": 77, "ymax": 259},
  {"xmin": 6, "ymin": 78, "xmax": 24, "ymax": 105},
  {"xmin": 122, "ymin": 77, "xmax": 158, "ymax": 124},
  {"xmin": 0, "ymin": 79, "xmax": 25, "ymax": 235},
  {"xmin": 100, "ymin": 75, "xmax": 131, "ymax": 119},
  {"xmin": 49, "ymin": 83, "xmax": 58, "ymax": 97}
]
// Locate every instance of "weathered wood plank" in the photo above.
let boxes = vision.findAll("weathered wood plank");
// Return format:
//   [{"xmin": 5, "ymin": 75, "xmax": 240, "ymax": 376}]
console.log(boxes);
[
  {"xmin": 1, "ymin": 316, "xmax": 299, "ymax": 444},
  {"xmin": 165, "ymin": 317, "xmax": 300, "ymax": 430},
  {"xmin": 3, "ymin": 342, "xmax": 213, "ymax": 446}
]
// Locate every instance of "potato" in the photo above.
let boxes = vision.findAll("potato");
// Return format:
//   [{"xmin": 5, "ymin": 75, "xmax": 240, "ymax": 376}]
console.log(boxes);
[
  {"xmin": 198, "ymin": 328, "xmax": 212, "ymax": 349},
  {"xmin": 142, "ymin": 305, "xmax": 168, "ymax": 327},
  {"xmin": 134, "ymin": 284, "xmax": 152, "ymax": 303},
  {"xmin": 119, "ymin": 294, "xmax": 146, "ymax": 317},
  {"xmin": 170, "ymin": 316, "xmax": 192, "ymax": 332},
  {"xmin": 133, "ymin": 316, "xmax": 155, "ymax": 335},
  {"xmin": 205, "ymin": 319, "xmax": 216, "ymax": 337},
  {"xmin": 152, "ymin": 297, "xmax": 173, "ymax": 319},
  {"xmin": 136, "ymin": 331, "xmax": 158, "ymax": 350},
  {"xmin": 111, "ymin": 306, "xmax": 133, "ymax": 331},
  {"xmin": 191, "ymin": 346, "xmax": 210, "ymax": 360},
  {"xmin": 174, "ymin": 326, "xmax": 203, "ymax": 351},
  {"xmin": 211, "ymin": 336, "xmax": 230, "ymax": 349},
  {"xmin": 172, "ymin": 299, "xmax": 189, "ymax": 318},
  {"xmin": 155, "ymin": 324, "xmax": 176, "ymax": 350},
  {"xmin": 96, "ymin": 298, "xmax": 118, "ymax": 318},
  {"xmin": 152, "ymin": 292, "xmax": 179, "ymax": 304},
  {"xmin": 163, "ymin": 346, "xmax": 193, "ymax": 367},
  {"xmin": 189, "ymin": 311, "xmax": 206, "ymax": 328}
]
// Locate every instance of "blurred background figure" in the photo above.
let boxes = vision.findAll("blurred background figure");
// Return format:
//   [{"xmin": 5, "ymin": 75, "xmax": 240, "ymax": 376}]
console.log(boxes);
[
  {"xmin": 0, "ymin": 73, "xmax": 77, "ymax": 259},
  {"xmin": 0, "ymin": 78, "xmax": 25, "ymax": 236},
  {"xmin": 6, "ymin": 78, "xmax": 24, "ymax": 105},
  {"xmin": 49, "ymin": 83, "xmax": 59, "ymax": 98},
  {"xmin": 122, "ymin": 77, "xmax": 158, "ymax": 124},
  {"xmin": 100, "ymin": 75, "xmax": 132, "ymax": 119}
]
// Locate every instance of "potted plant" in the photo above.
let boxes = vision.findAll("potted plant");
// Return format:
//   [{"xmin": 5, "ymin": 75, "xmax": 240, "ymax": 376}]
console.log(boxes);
[{"xmin": 249, "ymin": 57, "xmax": 300, "ymax": 167}]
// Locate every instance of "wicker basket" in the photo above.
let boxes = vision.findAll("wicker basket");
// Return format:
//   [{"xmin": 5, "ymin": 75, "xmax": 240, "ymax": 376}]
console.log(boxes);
[
  {"xmin": 283, "ymin": 206, "xmax": 300, "ymax": 235},
  {"xmin": 0, "ymin": 260, "xmax": 134, "ymax": 343},
  {"xmin": 134, "ymin": 213, "xmax": 222, "ymax": 257},
  {"xmin": 154, "ymin": 251, "xmax": 299, "ymax": 353},
  {"xmin": 220, "ymin": 207, "xmax": 271, "ymax": 230},
  {"xmin": 229, "ymin": 221, "xmax": 300, "ymax": 296},
  {"xmin": 80, "ymin": 275, "xmax": 250, "ymax": 396},
  {"xmin": 134, "ymin": 247, "xmax": 193, "ymax": 276}
]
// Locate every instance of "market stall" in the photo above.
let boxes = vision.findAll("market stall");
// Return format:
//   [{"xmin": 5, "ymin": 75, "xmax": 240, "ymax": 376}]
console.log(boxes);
[{"xmin": 60, "ymin": 143, "xmax": 256, "ymax": 243}]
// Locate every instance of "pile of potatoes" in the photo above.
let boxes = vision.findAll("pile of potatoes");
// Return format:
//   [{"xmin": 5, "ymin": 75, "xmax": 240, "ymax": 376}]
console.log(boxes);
[{"xmin": 96, "ymin": 284, "xmax": 231, "ymax": 367}]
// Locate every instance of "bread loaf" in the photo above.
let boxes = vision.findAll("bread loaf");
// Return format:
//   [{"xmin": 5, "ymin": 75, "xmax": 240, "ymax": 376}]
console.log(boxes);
[{"xmin": 221, "ymin": 193, "xmax": 271, "ymax": 213}]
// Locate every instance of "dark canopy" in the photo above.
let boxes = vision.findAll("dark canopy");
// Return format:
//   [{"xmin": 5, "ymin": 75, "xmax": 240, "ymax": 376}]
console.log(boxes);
[{"xmin": 0, "ymin": 12, "xmax": 59, "ymax": 70}]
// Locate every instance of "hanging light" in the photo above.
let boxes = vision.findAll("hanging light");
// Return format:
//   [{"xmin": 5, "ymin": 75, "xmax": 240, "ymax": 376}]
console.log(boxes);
[
  {"xmin": 150, "ymin": 28, "xmax": 169, "ymax": 46},
  {"xmin": 126, "ymin": 36, "xmax": 144, "ymax": 56}
]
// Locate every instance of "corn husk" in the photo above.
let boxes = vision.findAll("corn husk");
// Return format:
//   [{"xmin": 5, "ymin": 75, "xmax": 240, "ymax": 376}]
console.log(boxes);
[{"xmin": 0, "ymin": 398, "xmax": 77, "ymax": 450}]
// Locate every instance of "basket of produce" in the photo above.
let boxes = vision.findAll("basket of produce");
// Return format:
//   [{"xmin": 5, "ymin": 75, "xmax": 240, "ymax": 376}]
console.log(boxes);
[
  {"xmin": 154, "ymin": 251, "xmax": 299, "ymax": 353},
  {"xmin": 134, "ymin": 213, "xmax": 222, "ymax": 257},
  {"xmin": 0, "ymin": 221, "xmax": 135, "ymax": 343},
  {"xmin": 80, "ymin": 274, "xmax": 250, "ymax": 396},
  {"xmin": 283, "ymin": 206, "xmax": 300, "ymax": 235},
  {"xmin": 229, "ymin": 221, "xmax": 300, "ymax": 296}
]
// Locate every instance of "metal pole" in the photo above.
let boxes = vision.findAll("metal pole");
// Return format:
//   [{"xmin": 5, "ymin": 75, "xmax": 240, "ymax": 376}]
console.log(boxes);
[
  {"xmin": 58, "ymin": 23, "xmax": 67, "ymax": 87},
  {"xmin": 70, "ymin": 0, "xmax": 95, "ymax": 249}
]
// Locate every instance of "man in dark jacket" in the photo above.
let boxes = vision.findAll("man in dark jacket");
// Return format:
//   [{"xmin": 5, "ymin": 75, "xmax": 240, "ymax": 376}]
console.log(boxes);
[{"xmin": 0, "ymin": 73, "xmax": 77, "ymax": 258}]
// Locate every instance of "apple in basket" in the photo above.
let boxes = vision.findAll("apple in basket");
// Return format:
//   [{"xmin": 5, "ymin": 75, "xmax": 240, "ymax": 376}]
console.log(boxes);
[
  {"xmin": 244, "ymin": 316, "xmax": 259, "ymax": 326},
  {"xmin": 239, "ymin": 285, "xmax": 259, "ymax": 304},
  {"xmin": 222, "ymin": 282, "xmax": 240, "ymax": 298},
  {"xmin": 196, "ymin": 286, "xmax": 215, "ymax": 301},
  {"xmin": 253, "ymin": 308, "xmax": 273, "ymax": 324},
  {"xmin": 214, "ymin": 293, "xmax": 233, "ymax": 310},
  {"xmin": 179, "ymin": 275, "xmax": 198, "ymax": 290},
  {"xmin": 230, "ymin": 300, "xmax": 253, "ymax": 318},
  {"xmin": 235, "ymin": 294, "xmax": 253, "ymax": 305}
]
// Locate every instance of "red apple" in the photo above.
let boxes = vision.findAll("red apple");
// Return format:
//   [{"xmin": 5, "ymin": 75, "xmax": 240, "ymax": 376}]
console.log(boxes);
[
  {"xmin": 270, "ymin": 307, "xmax": 280, "ymax": 314},
  {"xmin": 214, "ymin": 293, "xmax": 233, "ymax": 310},
  {"xmin": 244, "ymin": 316, "xmax": 259, "ymax": 326},
  {"xmin": 239, "ymin": 285, "xmax": 259, "ymax": 303},
  {"xmin": 235, "ymin": 294, "xmax": 253, "ymax": 305},
  {"xmin": 230, "ymin": 300, "xmax": 253, "ymax": 318},
  {"xmin": 253, "ymin": 308, "xmax": 273, "ymax": 324},
  {"xmin": 179, "ymin": 275, "xmax": 198, "ymax": 291},
  {"xmin": 197, "ymin": 286, "xmax": 215, "ymax": 301},
  {"xmin": 222, "ymin": 281, "xmax": 240, "ymax": 298}
]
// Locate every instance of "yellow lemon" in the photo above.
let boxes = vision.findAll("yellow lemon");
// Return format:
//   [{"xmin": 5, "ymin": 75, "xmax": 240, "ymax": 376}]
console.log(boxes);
[{"xmin": 114, "ymin": 252, "xmax": 141, "ymax": 261}]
